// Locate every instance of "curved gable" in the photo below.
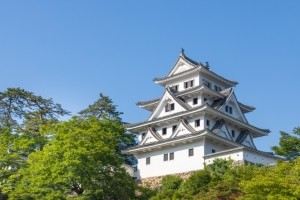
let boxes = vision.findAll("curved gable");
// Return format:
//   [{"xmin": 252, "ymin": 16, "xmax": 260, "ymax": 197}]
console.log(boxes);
[
  {"xmin": 167, "ymin": 53, "xmax": 198, "ymax": 77},
  {"xmin": 171, "ymin": 119, "xmax": 195, "ymax": 138},
  {"xmin": 219, "ymin": 90, "xmax": 248, "ymax": 123},
  {"xmin": 211, "ymin": 120, "xmax": 233, "ymax": 140},
  {"xmin": 148, "ymin": 89, "xmax": 189, "ymax": 121}
]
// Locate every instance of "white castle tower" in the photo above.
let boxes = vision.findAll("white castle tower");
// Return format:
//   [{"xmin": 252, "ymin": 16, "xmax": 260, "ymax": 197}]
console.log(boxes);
[{"xmin": 124, "ymin": 50, "xmax": 278, "ymax": 180}]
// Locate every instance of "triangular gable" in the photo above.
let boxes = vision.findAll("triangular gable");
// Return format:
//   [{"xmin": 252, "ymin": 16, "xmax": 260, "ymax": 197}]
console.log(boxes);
[
  {"xmin": 220, "ymin": 90, "xmax": 248, "ymax": 123},
  {"xmin": 211, "ymin": 120, "xmax": 233, "ymax": 140},
  {"xmin": 167, "ymin": 53, "xmax": 198, "ymax": 77},
  {"xmin": 241, "ymin": 134, "xmax": 256, "ymax": 149},
  {"xmin": 171, "ymin": 119, "xmax": 195, "ymax": 138},
  {"xmin": 148, "ymin": 89, "xmax": 189, "ymax": 121},
  {"xmin": 140, "ymin": 127, "xmax": 163, "ymax": 145}
]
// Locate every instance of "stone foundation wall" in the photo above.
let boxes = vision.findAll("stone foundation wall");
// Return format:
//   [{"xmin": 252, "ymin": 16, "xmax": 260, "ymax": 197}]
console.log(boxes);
[{"xmin": 139, "ymin": 171, "xmax": 196, "ymax": 189}]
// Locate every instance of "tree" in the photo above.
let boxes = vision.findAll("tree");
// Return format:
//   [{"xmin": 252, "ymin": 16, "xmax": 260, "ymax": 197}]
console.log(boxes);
[
  {"xmin": 173, "ymin": 170, "xmax": 211, "ymax": 200},
  {"xmin": 78, "ymin": 92, "xmax": 136, "ymax": 165},
  {"xmin": 78, "ymin": 93, "xmax": 122, "ymax": 122},
  {"xmin": 205, "ymin": 158, "xmax": 233, "ymax": 181},
  {"xmin": 272, "ymin": 127, "xmax": 300, "ymax": 160},
  {"xmin": 239, "ymin": 158, "xmax": 300, "ymax": 200},
  {"xmin": 0, "ymin": 87, "xmax": 69, "ymax": 153},
  {"xmin": 8, "ymin": 117, "xmax": 137, "ymax": 199},
  {"xmin": 197, "ymin": 164, "xmax": 257, "ymax": 200},
  {"xmin": 150, "ymin": 175, "xmax": 183, "ymax": 200},
  {"xmin": 0, "ymin": 88, "xmax": 69, "ymax": 199},
  {"xmin": 0, "ymin": 127, "xmax": 16, "ymax": 200}
]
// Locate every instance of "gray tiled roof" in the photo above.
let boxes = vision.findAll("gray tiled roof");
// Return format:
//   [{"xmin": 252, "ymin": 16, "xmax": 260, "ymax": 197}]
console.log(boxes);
[
  {"xmin": 149, "ymin": 127, "xmax": 163, "ymax": 140},
  {"xmin": 182, "ymin": 119, "xmax": 196, "ymax": 133},
  {"xmin": 124, "ymin": 129, "xmax": 208, "ymax": 151},
  {"xmin": 235, "ymin": 130, "xmax": 249, "ymax": 143},
  {"xmin": 168, "ymin": 89, "xmax": 191, "ymax": 110},
  {"xmin": 211, "ymin": 119, "xmax": 225, "ymax": 134},
  {"xmin": 137, "ymin": 84, "xmax": 223, "ymax": 108},
  {"xmin": 126, "ymin": 105, "xmax": 204, "ymax": 128},
  {"xmin": 136, "ymin": 98, "xmax": 161, "ymax": 106},
  {"xmin": 127, "ymin": 104, "xmax": 270, "ymax": 135},
  {"xmin": 154, "ymin": 53, "xmax": 238, "ymax": 86},
  {"xmin": 153, "ymin": 67, "xmax": 200, "ymax": 82},
  {"xmin": 211, "ymin": 98, "xmax": 226, "ymax": 110}
]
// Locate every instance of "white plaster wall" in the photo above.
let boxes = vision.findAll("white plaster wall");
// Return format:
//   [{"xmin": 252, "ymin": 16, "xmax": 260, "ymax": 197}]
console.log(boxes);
[
  {"xmin": 228, "ymin": 102, "xmax": 241, "ymax": 119},
  {"xmin": 186, "ymin": 116, "xmax": 205, "ymax": 132},
  {"xmin": 156, "ymin": 123, "xmax": 179, "ymax": 139},
  {"xmin": 166, "ymin": 75, "xmax": 200, "ymax": 92},
  {"xmin": 221, "ymin": 101, "xmax": 246, "ymax": 122},
  {"xmin": 135, "ymin": 141, "xmax": 205, "ymax": 179},
  {"xmin": 218, "ymin": 125, "xmax": 231, "ymax": 139},
  {"xmin": 138, "ymin": 132, "xmax": 143, "ymax": 142},
  {"xmin": 204, "ymin": 140, "xmax": 231, "ymax": 155},
  {"xmin": 204, "ymin": 149, "xmax": 278, "ymax": 166},
  {"xmin": 204, "ymin": 116, "xmax": 216, "ymax": 130},
  {"xmin": 157, "ymin": 100, "xmax": 186, "ymax": 119},
  {"xmin": 174, "ymin": 64, "xmax": 193, "ymax": 74},
  {"xmin": 185, "ymin": 95, "xmax": 202, "ymax": 108},
  {"xmin": 243, "ymin": 150, "xmax": 277, "ymax": 165},
  {"xmin": 204, "ymin": 151, "xmax": 244, "ymax": 165}
]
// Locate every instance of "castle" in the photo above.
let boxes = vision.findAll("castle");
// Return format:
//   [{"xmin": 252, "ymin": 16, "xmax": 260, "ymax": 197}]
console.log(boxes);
[{"xmin": 124, "ymin": 50, "xmax": 278, "ymax": 180}]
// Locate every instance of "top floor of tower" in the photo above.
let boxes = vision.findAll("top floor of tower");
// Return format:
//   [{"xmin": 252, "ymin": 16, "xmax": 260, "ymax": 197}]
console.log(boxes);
[{"xmin": 153, "ymin": 49, "xmax": 238, "ymax": 93}]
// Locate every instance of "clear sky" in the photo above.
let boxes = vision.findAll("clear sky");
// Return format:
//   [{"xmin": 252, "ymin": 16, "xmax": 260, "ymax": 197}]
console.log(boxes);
[{"xmin": 0, "ymin": 1, "xmax": 299, "ymax": 152}]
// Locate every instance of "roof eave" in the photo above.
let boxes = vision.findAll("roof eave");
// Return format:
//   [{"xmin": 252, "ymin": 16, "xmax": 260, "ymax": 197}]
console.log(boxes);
[
  {"xmin": 154, "ymin": 67, "xmax": 200, "ymax": 86},
  {"xmin": 200, "ymin": 67, "xmax": 238, "ymax": 88}
]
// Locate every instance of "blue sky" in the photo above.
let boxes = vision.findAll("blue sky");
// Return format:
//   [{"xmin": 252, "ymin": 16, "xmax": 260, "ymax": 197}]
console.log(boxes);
[{"xmin": 0, "ymin": 1, "xmax": 299, "ymax": 152}]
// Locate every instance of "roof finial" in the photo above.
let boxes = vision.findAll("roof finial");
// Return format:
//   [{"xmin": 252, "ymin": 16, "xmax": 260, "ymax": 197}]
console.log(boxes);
[
  {"xmin": 180, "ymin": 48, "xmax": 185, "ymax": 56},
  {"xmin": 205, "ymin": 62, "xmax": 210, "ymax": 69}
]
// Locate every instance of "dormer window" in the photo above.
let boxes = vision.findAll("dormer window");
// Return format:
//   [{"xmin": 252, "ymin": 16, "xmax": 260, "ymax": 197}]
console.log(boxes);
[
  {"xmin": 162, "ymin": 128, "xmax": 167, "ymax": 135},
  {"xmin": 203, "ymin": 79, "xmax": 211, "ymax": 88},
  {"xmin": 146, "ymin": 157, "xmax": 150, "ymax": 165},
  {"xmin": 170, "ymin": 85, "xmax": 178, "ymax": 92},
  {"xmin": 193, "ymin": 98, "xmax": 198, "ymax": 105},
  {"xmin": 231, "ymin": 130, "xmax": 235, "ymax": 138},
  {"xmin": 165, "ymin": 103, "xmax": 175, "ymax": 112},
  {"xmin": 172, "ymin": 125, "xmax": 177, "ymax": 133},
  {"xmin": 190, "ymin": 80, "xmax": 194, "ymax": 87},
  {"xmin": 214, "ymin": 85, "xmax": 222, "ymax": 92},
  {"xmin": 225, "ymin": 105, "xmax": 233, "ymax": 114},
  {"xmin": 206, "ymin": 120, "xmax": 210, "ymax": 128},
  {"xmin": 142, "ymin": 133, "xmax": 146, "ymax": 139},
  {"xmin": 184, "ymin": 80, "xmax": 194, "ymax": 89},
  {"xmin": 195, "ymin": 119, "xmax": 200, "ymax": 127}
]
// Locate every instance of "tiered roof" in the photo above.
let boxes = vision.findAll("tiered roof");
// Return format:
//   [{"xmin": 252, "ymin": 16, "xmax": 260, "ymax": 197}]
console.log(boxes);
[
  {"xmin": 126, "ymin": 51, "xmax": 270, "ymax": 154},
  {"xmin": 153, "ymin": 50, "xmax": 238, "ymax": 88}
]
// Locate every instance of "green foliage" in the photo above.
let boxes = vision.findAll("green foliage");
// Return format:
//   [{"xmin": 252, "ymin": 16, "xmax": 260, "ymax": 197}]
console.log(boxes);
[
  {"xmin": 0, "ymin": 88, "xmax": 69, "ymax": 199},
  {"xmin": 239, "ymin": 158, "xmax": 300, "ymax": 200},
  {"xmin": 173, "ymin": 170, "xmax": 211, "ymax": 200},
  {"xmin": 8, "ymin": 117, "xmax": 137, "ymax": 199},
  {"xmin": 197, "ymin": 164, "xmax": 256, "ymax": 200},
  {"xmin": 78, "ymin": 93, "xmax": 122, "ymax": 122},
  {"xmin": 205, "ymin": 158, "xmax": 233, "ymax": 180},
  {"xmin": 0, "ymin": 87, "xmax": 69, "ymax": 156},
  {"xmin": 136, "ymin": 185, "xmax": 158, "ymax": 200},
  {"xmin": 272, "ymin": 127, "xmax": 300, "ymax": 160},
  {"xmin": 150, "ymin": 175, "xmax": 183, "ymax": 200},
  {"xmin": 0, "ymin": 87, "xmax": 69, "ymax": 130},
  {"xmin": 78, "ymin": 92, "xmax": 136, "ymax": 165}
]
